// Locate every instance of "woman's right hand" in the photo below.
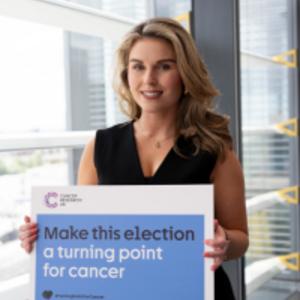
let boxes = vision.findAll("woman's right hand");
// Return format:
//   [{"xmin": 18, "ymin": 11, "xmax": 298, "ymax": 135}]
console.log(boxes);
[{"xmin": 18, "ymin": 215, "xmax": 38, "ymax": 254}]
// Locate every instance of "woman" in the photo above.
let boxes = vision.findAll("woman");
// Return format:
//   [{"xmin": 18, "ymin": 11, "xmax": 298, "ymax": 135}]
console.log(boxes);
[{"xmin": 19, "ymin": 17, "xmax": 248, "ymax": 299}]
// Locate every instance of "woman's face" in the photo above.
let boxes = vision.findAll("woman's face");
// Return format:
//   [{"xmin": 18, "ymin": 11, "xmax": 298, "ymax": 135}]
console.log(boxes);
[{"xmin": 128, "ymin": 38, "xmax": 183, "ymax": 115}]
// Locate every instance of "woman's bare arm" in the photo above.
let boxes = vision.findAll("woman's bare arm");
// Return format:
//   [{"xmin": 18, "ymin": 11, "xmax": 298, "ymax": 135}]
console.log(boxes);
[
  {"xmin": 207, "ymin": 148, "xmax": 249, "ymax": 264},
  {"xmin": 77, "ymin": 137, "xmax": 99, "ymax": 185}
]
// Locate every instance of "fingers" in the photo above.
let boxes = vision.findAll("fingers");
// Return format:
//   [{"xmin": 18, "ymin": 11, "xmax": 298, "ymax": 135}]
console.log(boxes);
[
  {"xmin": 19, "ymin": 222, "xmax": 36, "ymax": 232},
  {"xmin": 26, "ymin": 243, "xmax": 31, "ymax": 254},
  {"xmin": 204, "ymin": 220, "xmax": 228, "ymax": 271},
  {"xmin": 211, "ymin": 257, "xmax": 223, "ymax": 271},
  {"xmin": 204, "ymin": 221, "xmax": 226, "ymax": 247},
  {"xmin": 20, "ymin": 242, "xmax": 32, "ymax": 254},
  {"xmin": 204, "ymin": 221, "xmax": 227, "ymax": 271},
  {"xmin": 24, "ymin": 215, "xmax": 31, "ymax": 223},
  {"xmin": 214, "ymin": 219, "xmax": 219, "ymax": 231},
  {"xmin": 203, "ymin": 249, "xmax": 226, "ymax": 271},
  {"xmin": 203, "ymin": 248, "xmax": 226, "ymax": 258},
  {"xmin": 18, "ymin": 227, "xmax": 38, "ymax": 240},
  {"xmin": 19, "ymin": 216, "xmax": 38, "ymax": 255},
  {"xmin": 204, "ymin": 239, "xmax": 227, "ymax": 249},
  {"xmin": 20, "ymin": 234, "xmax": 37, "ymax": 251}
]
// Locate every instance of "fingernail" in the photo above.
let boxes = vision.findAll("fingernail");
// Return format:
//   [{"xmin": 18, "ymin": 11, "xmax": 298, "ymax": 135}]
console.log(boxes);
[
  {"xmin": 30, "ymin": 222, "xmax": 36, "ymax": 228},
  {"xmin": 203, "ymin": 253, "xmax": 209, "ymax": 257},
  {"xmin": 32, "ymin": 228, "xmax": 38, "ymax": 233},
  {"xmin": 26, "ymin": 244, "xmax": 30, "ymax": 249},
  {"xmin": 32, "ymin": 234, "xmax": 37, "ymax": 239},
  {"xmin": 205, "ymin": 240, "xmax": 212, "ymax": 246}
]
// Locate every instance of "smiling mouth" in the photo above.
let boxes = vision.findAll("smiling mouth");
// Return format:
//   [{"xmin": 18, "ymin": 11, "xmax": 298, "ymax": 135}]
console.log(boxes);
[
  {"xmin": 142, "ymin": 92, "xmax": 163, "ymax": 96},
  {"xmin": 141, "ymin": 91, "xmax": 163, "ymax": 96}
]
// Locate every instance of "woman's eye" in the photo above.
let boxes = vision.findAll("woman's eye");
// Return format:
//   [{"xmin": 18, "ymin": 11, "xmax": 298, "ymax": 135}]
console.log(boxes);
[
  {"xmin": 133, "ymin": 65, "xmax": 144, "ymax": 70},
  {"xmin": 132, "ymin": 64, "xmax": 169, "ymax": 71},
  {"xmin": 159, "ymin": 65, "xmax": 170, "ymax": 70}
]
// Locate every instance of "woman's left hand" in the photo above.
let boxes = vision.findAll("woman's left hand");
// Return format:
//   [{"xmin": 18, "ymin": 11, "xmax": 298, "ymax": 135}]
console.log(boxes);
[{"xmin": 203, "ymin": 219, "xmax": 228, "ymax": 271}]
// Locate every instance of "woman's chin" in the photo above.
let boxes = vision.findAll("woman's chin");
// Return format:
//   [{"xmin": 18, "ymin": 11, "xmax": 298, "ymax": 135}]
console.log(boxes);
[
  {"xmin": 140, "ymin": 106, "xmax": 173, "ymax": 115},
  {"xmin": 138, "ymin": 101, "xmax": 179, "ymax": 115}
]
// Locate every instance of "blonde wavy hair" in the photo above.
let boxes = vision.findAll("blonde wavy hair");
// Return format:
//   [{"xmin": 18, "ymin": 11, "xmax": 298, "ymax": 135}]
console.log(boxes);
[{"xmin": 112, "ymin": 17, "xmax": 233, "ymax": 160}]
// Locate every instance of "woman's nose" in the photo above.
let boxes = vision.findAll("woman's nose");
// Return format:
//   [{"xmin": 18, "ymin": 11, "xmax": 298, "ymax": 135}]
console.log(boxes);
[{"xmin": 143, "ymin": 70, "xmax": 157, "ymax": 85}]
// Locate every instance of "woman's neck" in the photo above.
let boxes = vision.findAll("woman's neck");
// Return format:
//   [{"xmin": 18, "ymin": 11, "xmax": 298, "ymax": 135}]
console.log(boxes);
[{"xmin": 135, "ymin": 110, "xmax": 177, "ymax": 138}]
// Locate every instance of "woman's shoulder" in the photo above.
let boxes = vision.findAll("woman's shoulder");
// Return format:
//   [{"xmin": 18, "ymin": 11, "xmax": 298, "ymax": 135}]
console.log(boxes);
[
  {"xmin": 95, "ymin": 120, "xmax": 132, "ymax": 149},
  {"xmin": 96, "ymin": 121, "xmax": 131, "ymax": 139},
  {"xmin": 96, "ymin": 121, "xmax": 131, "ymax": 133},
  {"xmin": 210, "ymin": 146, "xmax": 242, "ymax": 183}
]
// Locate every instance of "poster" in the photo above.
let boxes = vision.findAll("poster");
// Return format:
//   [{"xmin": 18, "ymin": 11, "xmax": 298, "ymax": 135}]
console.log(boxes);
[{"xmin": 30, "ymin": 185, "xmax": 214, "ymax": 300}]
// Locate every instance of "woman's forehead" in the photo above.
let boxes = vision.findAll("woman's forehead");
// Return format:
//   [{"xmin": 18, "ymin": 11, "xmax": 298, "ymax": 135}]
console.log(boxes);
[{"xmin": 129, "ymin": 38, "xmax": 176, "ymax": 61}]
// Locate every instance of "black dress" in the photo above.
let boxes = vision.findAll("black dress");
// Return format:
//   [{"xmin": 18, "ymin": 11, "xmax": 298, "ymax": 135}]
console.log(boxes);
[{"xmin": 94, "ymin": 121, "xmax": 236, "ymax": 300}]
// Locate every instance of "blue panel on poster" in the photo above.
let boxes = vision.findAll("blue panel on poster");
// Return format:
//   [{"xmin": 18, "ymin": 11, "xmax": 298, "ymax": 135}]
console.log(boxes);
[{"xmin": 36, "ymin": 214, "xmax": 204, "ymax": 300}]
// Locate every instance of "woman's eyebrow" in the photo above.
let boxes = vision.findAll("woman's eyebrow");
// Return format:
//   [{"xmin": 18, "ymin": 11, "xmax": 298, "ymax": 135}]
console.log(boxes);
[
  {"xmin": 129, "ymin": 58, "xmax": 176, "ymax": 63},
  {"xmin": 156, "ymin": 59, "xmax": 176, "ymax": 63}
]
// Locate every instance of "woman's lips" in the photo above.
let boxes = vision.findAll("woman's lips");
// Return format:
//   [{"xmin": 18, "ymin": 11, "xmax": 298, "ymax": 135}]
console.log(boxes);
[{"xmin": 141, "ymin": 91, "xmax": 163, "ymax": 99}]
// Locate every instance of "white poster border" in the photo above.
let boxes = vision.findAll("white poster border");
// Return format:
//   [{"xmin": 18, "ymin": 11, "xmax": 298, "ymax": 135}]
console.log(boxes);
[{"xmin": 30, "ymin": 185, "xmax": 214, "ymax": 300}]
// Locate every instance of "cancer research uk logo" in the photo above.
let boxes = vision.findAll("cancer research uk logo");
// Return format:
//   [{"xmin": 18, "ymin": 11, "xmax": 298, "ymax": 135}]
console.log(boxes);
[{"xmin": 44, "ymin": 192, "xmax": 58, "ymax": 209}]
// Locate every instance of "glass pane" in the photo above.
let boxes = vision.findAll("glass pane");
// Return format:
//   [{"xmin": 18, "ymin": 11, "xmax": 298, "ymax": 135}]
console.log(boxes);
[
  {"xmin": 48, "ymin": 0, "xmax": 149, "ymax": 20},
  {"xmin": 240, "ymin": 0, "xmax": 299, "ymax": 298},
  {"xmin": 0, "ymin": 16, "xmax": 66, "ymax": 134},
  {"xmin": 0, "ymin": 148, "xmax": 76, "ymax": 298},
  {"xmin": 155, "ymin": 0, "xmax": 191, "ymax": 19},
  {"xmin": 70, "ymin": 0, "xmax": 149, "ymax": 21}
]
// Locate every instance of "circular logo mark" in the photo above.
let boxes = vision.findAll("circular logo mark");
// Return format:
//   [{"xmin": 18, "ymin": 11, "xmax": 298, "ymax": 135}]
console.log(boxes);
[{"xmin": 44, "ymin": 192, "xmax": 58, "ymax": 208}]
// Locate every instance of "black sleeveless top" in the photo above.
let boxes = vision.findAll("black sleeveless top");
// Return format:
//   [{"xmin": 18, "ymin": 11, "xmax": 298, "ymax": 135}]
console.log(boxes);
[{"xmin": 94, "ymin": 121, "xmax": 235, "ymax": 300}]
